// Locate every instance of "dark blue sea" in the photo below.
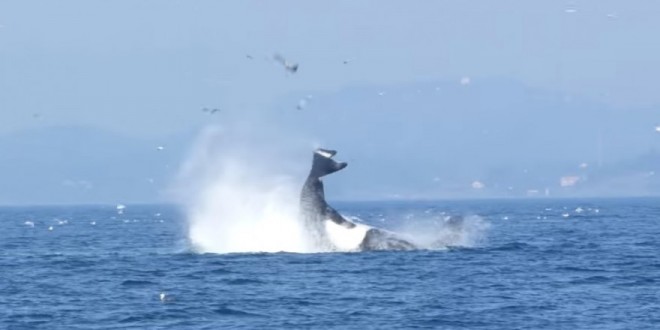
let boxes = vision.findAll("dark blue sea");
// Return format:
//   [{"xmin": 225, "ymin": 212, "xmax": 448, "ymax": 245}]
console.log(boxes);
[{"xmin": 1, "ymin": 198, "xmax": 659, "ymax": 329}]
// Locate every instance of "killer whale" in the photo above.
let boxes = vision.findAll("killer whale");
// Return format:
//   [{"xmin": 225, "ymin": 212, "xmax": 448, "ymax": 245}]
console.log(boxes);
[{"xmin": 299, "ymin": 148, "xmax": 417, "ymax": 251}]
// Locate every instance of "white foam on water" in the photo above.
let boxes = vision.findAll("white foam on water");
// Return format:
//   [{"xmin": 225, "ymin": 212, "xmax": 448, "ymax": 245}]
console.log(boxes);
[
  {"xmin": 173, "ymin": 126, "xmax": 314, "ymax": 254},
  {"xmin": 324, "ymin": 220, "xmax": 370, "ymax": 251},
  {"xmin": 173, "ymin": 126, "xmax": 491, "ymax": 254},
  {"xmin": 394, "ymin": 214, "xmax": 490, "ymax": 249}
]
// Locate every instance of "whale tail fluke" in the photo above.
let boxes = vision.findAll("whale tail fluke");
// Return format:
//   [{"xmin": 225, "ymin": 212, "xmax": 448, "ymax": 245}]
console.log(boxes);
[{"xmin": 309, "ymin": 148, "xmax": 347, "ymax": 178}]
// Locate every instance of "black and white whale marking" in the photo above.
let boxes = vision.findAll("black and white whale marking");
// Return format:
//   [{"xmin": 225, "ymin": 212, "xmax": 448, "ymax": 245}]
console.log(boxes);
[{"xmin": 299, "ymin": 148, "xmax": 417, "ymax": 251}]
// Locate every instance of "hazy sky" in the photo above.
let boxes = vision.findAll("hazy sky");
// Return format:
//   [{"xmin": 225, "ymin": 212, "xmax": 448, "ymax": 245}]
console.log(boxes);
[
  {"xmin": 2, "ymin": 1, "xmax": 660, "ymax": 138},
  {"xmin": 1, "ymin": 1, "xmax": 660, "ymax": 204}
]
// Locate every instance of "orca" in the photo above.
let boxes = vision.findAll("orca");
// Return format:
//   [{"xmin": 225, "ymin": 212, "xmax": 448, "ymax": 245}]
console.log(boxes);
[{"xmin": 299, "ymin": 148, "xmax": 417, "ymax": 251}]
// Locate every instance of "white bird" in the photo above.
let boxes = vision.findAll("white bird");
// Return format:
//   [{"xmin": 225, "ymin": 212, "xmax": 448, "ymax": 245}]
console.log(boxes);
[
  {"xmin": 48, "ymin": 226, "xmax": 54, "ymax": 231},
  {"xmin": 296, "ymin": 95, "xmax": 313, "ymax": 110},
  {"xmin": 296, "ymin": 99, "xmax": 308, "ymax": 110},
  {"xmin": 565, "ymin": 8, "xmax": 577, "ymax": 14},
  {"xmin": 655, "ymin": 125, "xmax": 660, "ymax": 133},
  {"xmin": 156, "ymin": 146, "xmax": 164, "ymax": 151},
  {"xmin": 273, "ymin": 53, "xmax": 298, "ymax": 73}
]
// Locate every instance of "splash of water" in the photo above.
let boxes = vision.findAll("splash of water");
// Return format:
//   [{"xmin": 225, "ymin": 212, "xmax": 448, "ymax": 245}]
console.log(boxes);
[
  {"xmin": 173, "ymin": 126, "xmax": 314, "ymax": 254},
  {"xmin": 173, "ymin": 126, "xmax": 490, "ymax": 254},
  {"xmin": 396, "ymin": 214, "xmax": 491, "ymax": 249}
]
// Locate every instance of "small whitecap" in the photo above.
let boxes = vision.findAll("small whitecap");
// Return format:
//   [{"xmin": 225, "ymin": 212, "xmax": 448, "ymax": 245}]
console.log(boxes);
[
  {"xmin": 575, "ymin": 207, "xmax": 583, "ymax": 213},
  {"xmin": 562, "ymin": 213, "xmax": 570, "ymax": 218},
  {"xmin": 24, "ymin": 221, "xmax": 35, "ymax": 227},
  {"xmin": 48, "ymin": 226, "xmax": 54, "ymax": 231},
  {"xmin": 90, "ymin": 221, "xmax": 96, "ymax": 225}
]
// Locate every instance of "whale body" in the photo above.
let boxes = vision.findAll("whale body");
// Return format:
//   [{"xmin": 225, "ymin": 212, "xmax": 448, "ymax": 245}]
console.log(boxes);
[{"xmin": 299, "ymin": 148, "xmax": 417, "ymax": 251}]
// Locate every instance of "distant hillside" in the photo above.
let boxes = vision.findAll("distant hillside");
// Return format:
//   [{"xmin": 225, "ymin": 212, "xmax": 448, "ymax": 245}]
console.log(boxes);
[
  {"xmin": 0, "ymin": 126, "xmax": 193, "ymax": 205},
  {"xmin": 1, "ymin": 79, "xmax": 659, "ymax": 204},
  {"xmin": 270, "ymin": 79, "xmax": 660, "ymax": 199}
]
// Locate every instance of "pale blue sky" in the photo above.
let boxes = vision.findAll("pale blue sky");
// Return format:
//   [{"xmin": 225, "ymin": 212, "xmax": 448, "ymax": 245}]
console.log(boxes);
[
  {"xmin": 1, "ymin": 1, "xmax": 659, "ymax": 137},
  {"xmin": 1, "ymin": 1, "xmax": 659, "ymax": 204}
]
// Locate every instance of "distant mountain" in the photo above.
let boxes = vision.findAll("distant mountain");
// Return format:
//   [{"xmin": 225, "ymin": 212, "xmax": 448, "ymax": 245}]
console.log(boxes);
[
  {"xmin": 0, "ymin": 126, "xmax": 194, "ymax": 205},
  {"xmin": 1, "ymin": 79, "xmax": 658, "ymax": 204},
  {"xmin": 269, "ymin": 78, "xmax": 660, "ymax": 199}
]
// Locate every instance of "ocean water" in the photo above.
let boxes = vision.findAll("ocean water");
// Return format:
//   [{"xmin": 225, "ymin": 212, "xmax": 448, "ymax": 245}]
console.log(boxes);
[{"xmin": 1, "ymin": 198, "xmax": 659, "ymax": 329}]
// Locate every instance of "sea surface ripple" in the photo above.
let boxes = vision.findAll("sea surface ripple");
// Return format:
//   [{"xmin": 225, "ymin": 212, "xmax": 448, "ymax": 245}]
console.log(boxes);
[{"xmin": 1, "ymin": 198, "xmax": 659, "ymax": 329}]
